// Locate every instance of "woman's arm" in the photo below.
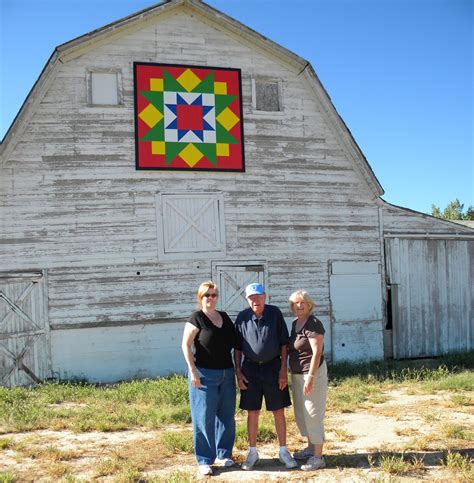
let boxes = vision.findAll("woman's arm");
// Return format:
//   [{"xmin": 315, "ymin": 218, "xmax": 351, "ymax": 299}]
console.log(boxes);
[
  {"xmin": 304, "ymin": 334, "xmax": 324, "ymax": 395},
  {"xmin": 181, "ymin": 322, "xmax": 201, "ymax": 388}
]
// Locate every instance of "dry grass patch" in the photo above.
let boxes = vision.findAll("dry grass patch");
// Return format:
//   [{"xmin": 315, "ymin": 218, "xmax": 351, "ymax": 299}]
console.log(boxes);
[
  {"xmin": 368, "ymin": 452, "xmax": 427, "ymax": 477},
  {"xmin": 443, "ymin": 450, "xmax": 474, "ymax": 482},
  {"xmin": 332, "ymin": 428, "xmax": 354, "ymax": 442}
]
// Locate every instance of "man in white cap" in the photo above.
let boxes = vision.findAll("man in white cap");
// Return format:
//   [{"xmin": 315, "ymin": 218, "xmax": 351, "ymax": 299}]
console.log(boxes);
[{"xmin": 234, "ymin": 283, "xmax": 297, "ymax": 470}]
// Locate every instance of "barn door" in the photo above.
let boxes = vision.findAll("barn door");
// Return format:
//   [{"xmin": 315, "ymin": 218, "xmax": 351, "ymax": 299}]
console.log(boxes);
[
  {"xmin": 385, "ymin": 237, "xmax": 472, "ymax": 359},
  {"xmin": 212, "ymin": 263, "xmax": 266, "ymax": 318},
  {"xmin": 329, "ymin": 261, "xmax": 384, "ymax": 362},
  {"xmin": 0, "ymin": 272, "xmax": 51, "ymax": 386}
]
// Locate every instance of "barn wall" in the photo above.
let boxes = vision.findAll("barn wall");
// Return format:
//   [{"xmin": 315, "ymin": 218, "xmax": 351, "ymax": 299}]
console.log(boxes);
[{"xmin": 1, "ymin": 7, "xmax": 385, "ymax": 381}]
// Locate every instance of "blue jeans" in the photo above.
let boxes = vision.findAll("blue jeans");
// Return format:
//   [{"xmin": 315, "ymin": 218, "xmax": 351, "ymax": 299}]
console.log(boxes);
[{"xmin": 188, "ymin": 367, "xmax": 236, "ymax": 465}]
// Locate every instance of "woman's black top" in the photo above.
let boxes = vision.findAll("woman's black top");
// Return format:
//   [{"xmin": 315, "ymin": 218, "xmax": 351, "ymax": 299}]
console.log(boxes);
[{"xmin": 188, "ymin": 310, "xmax": 237, "ymax": 369}]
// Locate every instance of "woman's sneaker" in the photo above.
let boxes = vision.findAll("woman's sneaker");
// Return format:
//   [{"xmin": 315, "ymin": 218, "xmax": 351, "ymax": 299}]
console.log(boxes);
[
  {"xmin": 216, "ymin": 457, "xmax": 235, "ymax": 467},
  {"xmin": 293, "ymin": 447, "xmax": 314, "ymax": 460},
  {"xmin": 198, "ymin": 464, "xmax": 213, "ymax": 475},
  {"xmin": 301, "ymin": 456, "xmax": 326, "ymax": 471}
]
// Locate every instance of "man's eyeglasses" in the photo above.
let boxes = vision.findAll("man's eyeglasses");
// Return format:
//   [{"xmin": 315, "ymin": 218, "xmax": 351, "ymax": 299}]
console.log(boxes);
[{"xmin": 203, "ymin": 293, "xmax": 218, "ymax": 299}]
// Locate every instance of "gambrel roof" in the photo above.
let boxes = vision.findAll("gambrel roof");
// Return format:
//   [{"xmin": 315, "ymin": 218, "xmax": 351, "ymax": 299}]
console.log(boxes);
[{"xmin": 0, "ymin": 0, "xmax": 384, "ymax": 197}]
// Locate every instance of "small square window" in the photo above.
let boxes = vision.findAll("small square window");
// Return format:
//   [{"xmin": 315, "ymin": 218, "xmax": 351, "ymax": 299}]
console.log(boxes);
[
  {"xmin": 89, "ymin": 71, "xmax": 121, "ymax": 105},
  {"xmin": 253, "ymin": 79, "xmax": 281, "ymax": 111}
]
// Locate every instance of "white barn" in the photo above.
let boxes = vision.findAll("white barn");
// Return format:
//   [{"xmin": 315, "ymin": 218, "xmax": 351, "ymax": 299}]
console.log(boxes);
[{"xmin": 1, "ymin": 0, "xmax": 472, "ymax": 385}]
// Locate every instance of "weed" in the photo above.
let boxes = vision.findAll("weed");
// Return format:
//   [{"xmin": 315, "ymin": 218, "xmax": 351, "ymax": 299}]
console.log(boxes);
[
  {"xmin": 256, "ymin": 424, "xmax": 277, "ymax": 444},
  {"xmin": 451, "ymin": 394, "xmax": 471, "ymax": 406},
  {"xmin": 115, "ymin": 464, "xmax": 142, "ymax": 483},
  {"xmin": 44, "ymin": 461, "xmax": 71, "ymax": 479},
  {"xmin": 161, "ymin": 431, "xmax": 194, "ymax": 454},
  {"xmin": 234, "ymin": 421, "xmax": 276, "ymax": 449},
  {"xmin": 378, "ymin": 453, "xmax": 411, "ymax": 475},
  {"xmin": 333, "ymin": 428, "xmax": 354, "ymax": 442},
  {"xmin": 95, "ymin": 456, "xmax": 123, "ymax": 477},
  {"xmin": 163, "ymin": 470, "xmax": 197, "ymax": 482},
  {"xmin": 441, "ymin": 422, "xmax": 471, "ymax": 440},
  {"xmin": 370, "ymin": 452, "xmax": 427, "ymax": 476},
  {"xmin": 0, "ymin": 438, "xmax": 13, "ymax": 449},
  {"xmin": 423, "ymin": 412, "xmax": 441, "ymax": 423},
  {"xmin": 443, "ymin": 451, "xmax": 474, "ymax": 481},
  {"xmin": 235, "ymin": 423, "xmax": 248, "ymax": 450},
  {"xmin": 0, "ymin": 473, "xmax": 16, "ymax": 483}
]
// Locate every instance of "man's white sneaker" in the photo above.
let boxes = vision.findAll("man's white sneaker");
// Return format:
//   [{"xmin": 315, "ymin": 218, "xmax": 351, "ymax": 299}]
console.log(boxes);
[
  {"xmin": 293, "ymin": 447, "xmax": 314, "ymax": 460},
  {"xmin": 216, "ymin": 457, "xmax": 235, "ymax": 467},
  {"xmin": 241, "ymin": 450, "xmax": 259, "ymax": 470},
  {"xmin": 301, "ymin": 456, "xmax": 326, "ymax": 471},
  {"xmin": 197, "ymin": 464, "xmax": 213, "ymax": 475},
  {"xmin": 278, "ymin": 447, "xmax": 298, "ymax": 469}
]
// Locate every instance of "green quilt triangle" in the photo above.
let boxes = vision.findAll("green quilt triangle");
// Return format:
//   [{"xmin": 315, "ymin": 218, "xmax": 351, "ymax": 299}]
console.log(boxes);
[
  {"xmin": 163, "ymin": 70, "xmax": 186, "ymax": 92},
  {"xmin": 215, "ymin": 94, "xmax": 237, "ymax": 115},
  {"xmin": 141, "ymin": 120, "xmax": 165, "ymax": 142},
  {"xmin": 192, "ymin": 73, "xmax": 214, "ymax": 94},
  {"xmin": 165, "ymin": 142, "xmax": 187, "ymax": 165},
  {"xmin": 198, "ymin": 143, "xmax": 217, "ymax": 165},
  {"xmin": 140, "ymin": 90, "xmax": 163, "ymax": 110},
  {"xmin": 216, "ymin": 123, "xmax": 238, "ymax": 144}
]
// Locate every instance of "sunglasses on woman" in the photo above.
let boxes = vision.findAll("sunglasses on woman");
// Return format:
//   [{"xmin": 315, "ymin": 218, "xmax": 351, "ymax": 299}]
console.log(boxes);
[{"xmin": 203, "ymin": 293, "xmax": 218, "ymax": 298}]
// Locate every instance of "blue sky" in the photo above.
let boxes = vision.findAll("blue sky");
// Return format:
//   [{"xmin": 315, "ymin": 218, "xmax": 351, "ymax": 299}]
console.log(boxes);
[{"xmin": 1, "ymin": 0, "xmax": 472, "ymax": 214}]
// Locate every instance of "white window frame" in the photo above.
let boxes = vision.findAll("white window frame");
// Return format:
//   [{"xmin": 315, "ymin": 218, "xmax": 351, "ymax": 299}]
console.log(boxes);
[
  {"xmin": 155, "ymin": 192, "xmax": 226, "ymax": 260},
  {"xmin": 87, "ymin": 69, "xmax": 123, "ymax": 106}
]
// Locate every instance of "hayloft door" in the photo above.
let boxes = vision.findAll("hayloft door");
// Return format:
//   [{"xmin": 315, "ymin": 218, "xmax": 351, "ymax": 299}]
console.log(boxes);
[
  {"xmin": 212, "ymin": 263, "xmax": 266, "ymax": 318},
  {"xmin": 329, "ymin": 261, "xmax": 384, "ymax": 362},
  {"xmin": 0, "ymin": 272, "xmax": 51, "ymax": 387}
]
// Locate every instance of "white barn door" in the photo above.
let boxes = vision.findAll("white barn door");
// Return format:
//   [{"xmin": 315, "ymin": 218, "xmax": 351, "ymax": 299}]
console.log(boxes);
[
  {"xmin": 212, "ymin": 263, "xmax": 265, "ymax": 318},
  {"xmin": 330, "ymin": 261, "xmax": 384, "ymax": 362},
  {"xmin": 0, "ymin": 272, "xmax": 51, "ymax": 386},
  {"xmin": 386, "ymin": 237, "xmax": 473, "ymax": 359}
]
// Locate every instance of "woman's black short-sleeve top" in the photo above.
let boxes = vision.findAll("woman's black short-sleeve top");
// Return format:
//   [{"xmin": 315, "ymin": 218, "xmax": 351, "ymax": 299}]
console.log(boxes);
[{"xmin": 188, "ymin": 310, "xmax": 237, "ymax": 369}]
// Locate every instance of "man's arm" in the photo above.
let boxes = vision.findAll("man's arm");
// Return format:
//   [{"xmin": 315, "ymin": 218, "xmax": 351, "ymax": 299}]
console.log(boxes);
[{"xmin": 234, "ymin": 349, "xmax": 248, "ymax": 390}]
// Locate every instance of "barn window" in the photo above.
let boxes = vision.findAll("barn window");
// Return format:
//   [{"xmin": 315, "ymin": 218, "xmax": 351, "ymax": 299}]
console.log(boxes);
[
  {"xmin": 88, "ymin": 70, "xmax": 122, "ymax": 105},
  {"xmin": 252, "ymin": 79, "xmax": 281, "ymax": 112},
  {"xmin": 156, "ymin": 192, "xmax": 226, "ymax": 260}
]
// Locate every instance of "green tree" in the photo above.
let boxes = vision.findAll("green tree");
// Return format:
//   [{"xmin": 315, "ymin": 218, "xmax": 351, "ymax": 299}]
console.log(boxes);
[{"xmin": 431, "ymin": 198, "xmax": 474, "ymax": 220}]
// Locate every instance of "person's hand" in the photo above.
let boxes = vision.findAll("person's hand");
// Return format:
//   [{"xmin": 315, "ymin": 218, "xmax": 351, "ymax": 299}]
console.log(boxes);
[
  {"xmin": 303, "ymin": 377, "xmax": 313, "ymax": 395},
  {"xmin": 278, "ymin": 368, "xmax": 288, "ymax": 390},
  {"xmin": 236, "ymin": 370, "xmax": 248, "ymax": 390},
  {"xmin": 191, "ymin": 370, "xmax": 201, "ymax": 388}
]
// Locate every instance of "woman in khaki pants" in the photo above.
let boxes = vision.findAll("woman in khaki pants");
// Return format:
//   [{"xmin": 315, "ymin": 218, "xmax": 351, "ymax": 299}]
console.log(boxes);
[{"xmin": 288, "ymin": 290, "xmax": 328, "ymax": 471}]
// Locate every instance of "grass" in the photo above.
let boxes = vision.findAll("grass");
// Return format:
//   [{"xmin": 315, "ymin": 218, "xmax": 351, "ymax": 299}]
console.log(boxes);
[
  {"xmin": 368, "ymin": 453, "xmax": 426, "ymax": 476},
  {"xmin": 451, "ymin": 393, "xmax": 471, "ymax": 406},
  {"xmin": 0, "ymin": 473, "xmax": 16, "ymax": 483},
  {"xmin": 0, "ymin": 351, "xmax": 472, "ymax": 481},
  {"xmin": 443, "ymin": 451, "xmax": 474, "ymax": 481},
  {"xmin": 0, "ymin": 375, "xmax": 190, "ymax": 433},
  {"xmin": 161, "ymin": 430, "xmax": 194, "ymax": 453}
]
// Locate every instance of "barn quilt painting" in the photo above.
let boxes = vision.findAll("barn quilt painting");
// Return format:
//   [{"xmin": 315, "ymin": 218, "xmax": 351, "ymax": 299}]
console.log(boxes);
[{"xmin": 134, "ymin": 63, "xmax": 245, "ymax": 171}]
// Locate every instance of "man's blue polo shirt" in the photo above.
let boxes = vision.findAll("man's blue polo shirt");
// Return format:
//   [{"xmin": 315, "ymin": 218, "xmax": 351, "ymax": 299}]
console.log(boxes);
[{"xmin": 235, "ymin": 304, "xmax": 289, "ymax": 363}]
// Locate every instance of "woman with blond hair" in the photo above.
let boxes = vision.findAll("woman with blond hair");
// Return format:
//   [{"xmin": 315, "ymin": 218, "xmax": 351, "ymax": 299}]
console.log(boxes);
[
  {"xmin": 182, "ymin": 281, "xmax": 237, "ymax": 476},
  {"xmin": 288, "ymin": 289, "xmax": 328, "ymax": 471}
]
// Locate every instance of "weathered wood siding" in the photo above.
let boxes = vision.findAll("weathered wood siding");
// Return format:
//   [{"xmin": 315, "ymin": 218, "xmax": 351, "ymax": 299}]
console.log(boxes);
[
  {"xmin": 381, "ymin": 202, "xmax": 474, "ymax": 235},
  {"xmin": 386, "ymin": 238, "xmax": 473, "ymax": 358},
  {"xmin": 1, "ymin": 6, "xmax": 386, "ymax": 381}
]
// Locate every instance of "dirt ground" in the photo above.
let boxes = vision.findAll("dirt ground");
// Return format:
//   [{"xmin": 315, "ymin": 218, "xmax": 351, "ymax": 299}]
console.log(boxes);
[{"xmin": 2, "ymin": 388, "xmax": 473, "ymax": 482}]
